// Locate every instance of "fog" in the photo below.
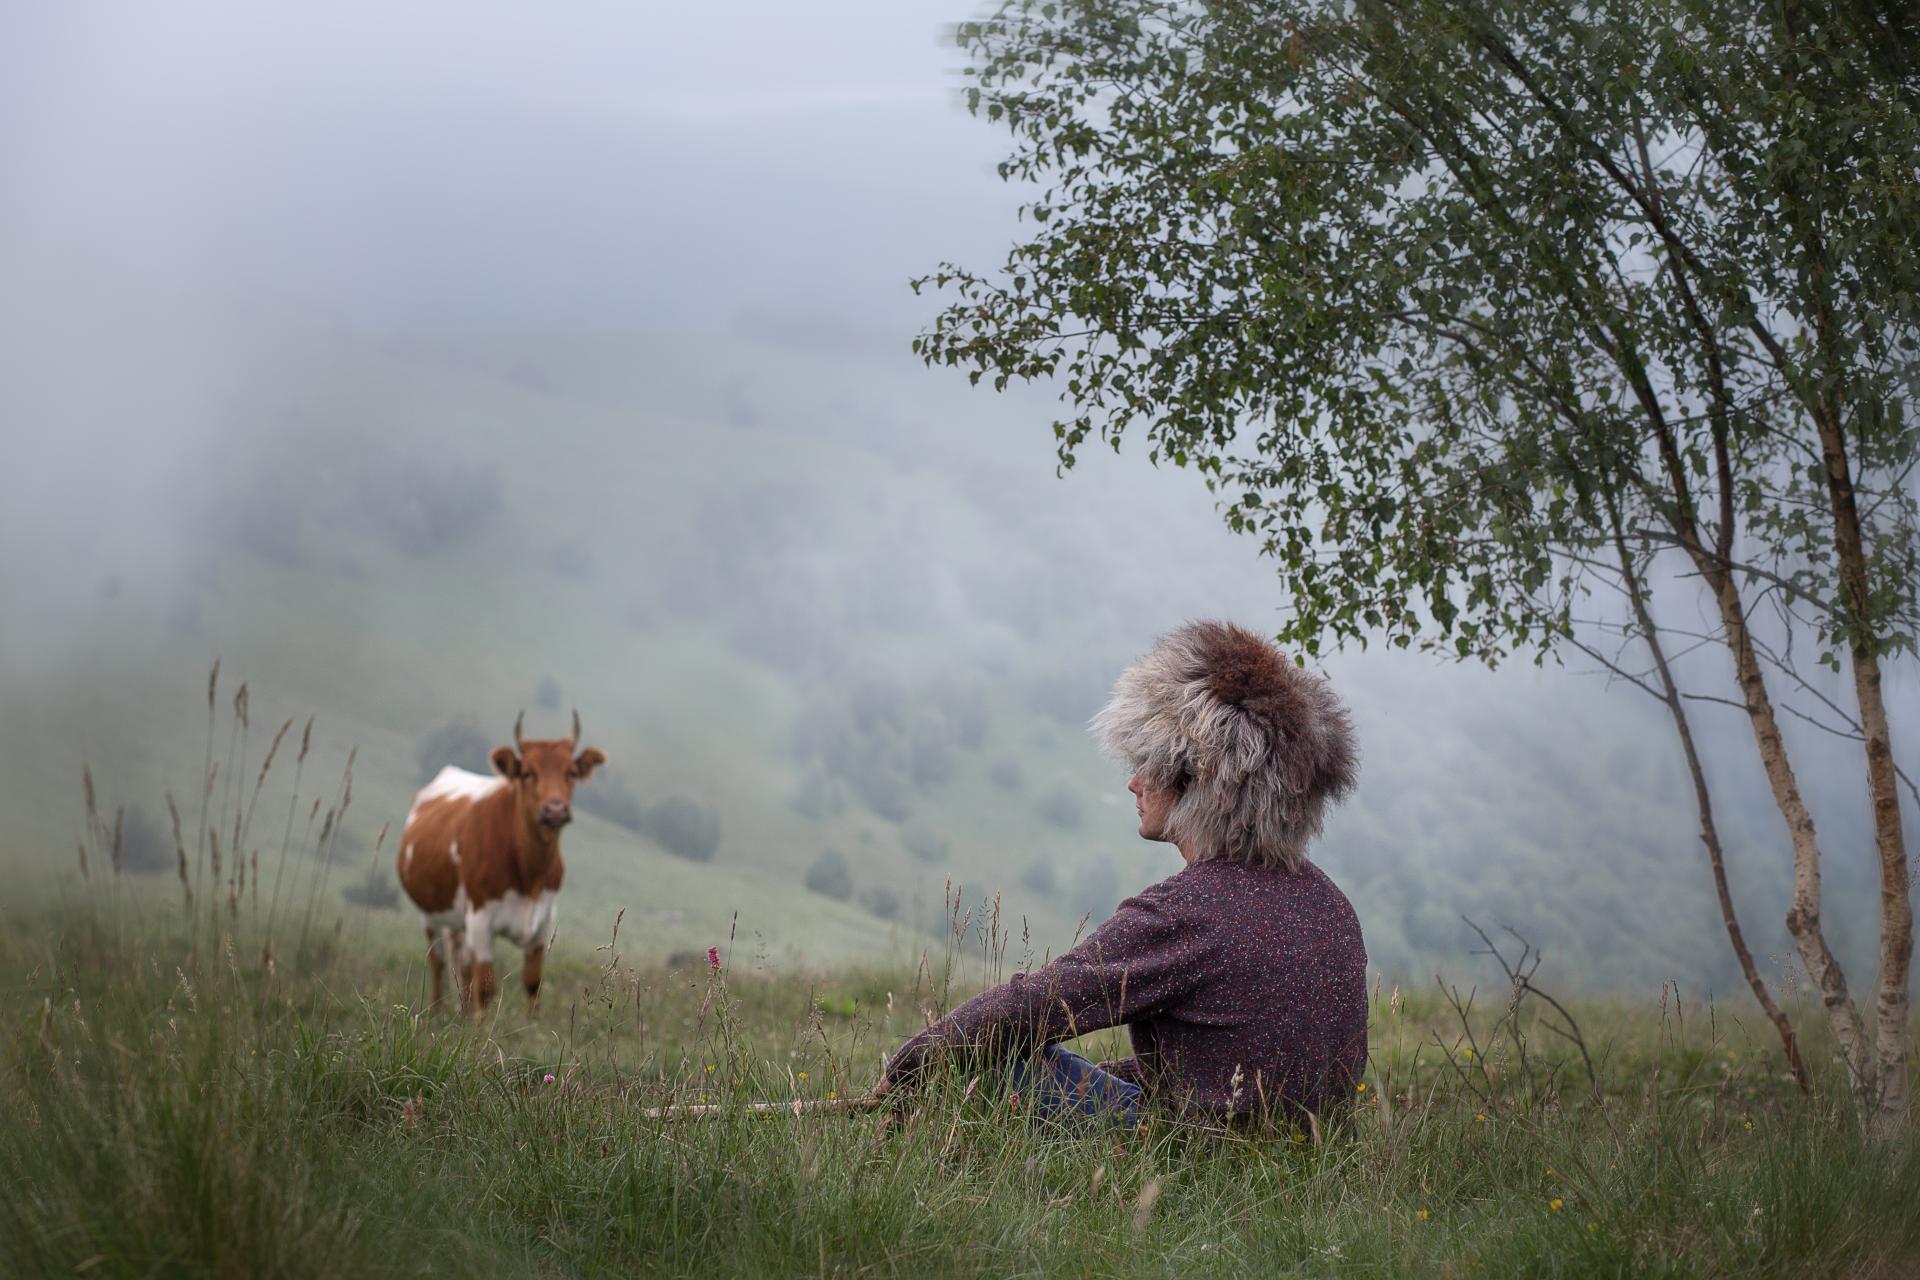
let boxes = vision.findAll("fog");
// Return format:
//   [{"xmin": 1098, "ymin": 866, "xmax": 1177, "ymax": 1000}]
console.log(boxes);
[
  {"xmin": 4, "ymin": 2, "xmax": 1003, "ymax": 330},
  {"xmin": 2, "ymin": 3, "xmax": 1910, "ymax": 994}
]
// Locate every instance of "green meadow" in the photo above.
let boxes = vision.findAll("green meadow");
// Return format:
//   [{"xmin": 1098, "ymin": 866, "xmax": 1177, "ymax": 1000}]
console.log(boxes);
[{"xmin": 4, "ymin": 890, "xmax": 1915, "ymax": 1279}]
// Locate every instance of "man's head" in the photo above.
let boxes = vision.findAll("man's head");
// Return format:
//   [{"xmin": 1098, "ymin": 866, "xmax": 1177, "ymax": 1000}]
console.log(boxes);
[{"xmin": 1096, "ymin": 621, "xmax": 1357, "ymax": 872}]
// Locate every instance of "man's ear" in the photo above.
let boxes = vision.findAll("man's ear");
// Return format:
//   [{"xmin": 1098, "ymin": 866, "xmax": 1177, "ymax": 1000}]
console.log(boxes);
[
  {"xmin": 490, "ymin": 746, "xmax": 522, "ymax": 779},
  {"xmin": 572, "ymin": 747, "xmax": 607, "ymax": 781}
]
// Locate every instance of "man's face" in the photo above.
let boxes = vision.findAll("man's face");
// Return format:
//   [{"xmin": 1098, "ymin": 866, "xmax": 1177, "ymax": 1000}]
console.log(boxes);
[{"xmin": 1128, "ymin": 771, "xmax": 1179, "ymax": 844}]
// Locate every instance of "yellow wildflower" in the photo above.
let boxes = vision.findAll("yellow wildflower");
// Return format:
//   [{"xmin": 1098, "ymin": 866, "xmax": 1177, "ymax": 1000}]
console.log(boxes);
[
  {"xmin": 1587, "ymin": 1222, "xmax": 1598, "ymax": 1233},
  {"xmin": 1416, "ymin": 1209, "xmax": 1430, "ymax": 1221},
  {"xmin": 1356, "ymin": 1082, "xmax": 1368, "ymax": 1093},
  {"xmin": 704, "ymin": 1064, "xmax": 715, "ymax": 1073},
  {"xmin": 798, "ymin": 1072, "xmax": 809, "ymax": 1080},
  {"xmin": 827, "ymin": 1091, "xmax": 837, "ymax": 1100},
  {"xmin": 1549, "ymin": 1198, "xmax": 1565, "ymax": 1213},
  {"xmin": 1474, "ymin": 1113, "xmax": 1486, "ymax": 1123}
]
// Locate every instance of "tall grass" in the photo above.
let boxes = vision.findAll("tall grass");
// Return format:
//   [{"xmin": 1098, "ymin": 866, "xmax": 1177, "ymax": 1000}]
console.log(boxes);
[
  {"xmin": 3, "ymin": 894, "xmax": 1915, "ymax": 1279},
  {"xmin": 15, "ymin": 666, "xmax": 1916, "ymax": 1276}
]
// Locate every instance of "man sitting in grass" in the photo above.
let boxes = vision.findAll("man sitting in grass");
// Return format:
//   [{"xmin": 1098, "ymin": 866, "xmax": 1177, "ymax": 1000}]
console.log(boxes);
[{"xmin": 877, "ymin": 620, "xmax": 1369, "ymax": 1126}]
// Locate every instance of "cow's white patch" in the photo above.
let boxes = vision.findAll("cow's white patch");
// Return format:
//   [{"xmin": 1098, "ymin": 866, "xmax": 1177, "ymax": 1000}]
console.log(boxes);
[
  {"xmin": 404, "ymin": 842, "xmax": 415, "ymax": 869},
  {"xmin": 419, "ymin": 883, "xmax": 470, "ymax": 934},
  {"xmin": 407, "ymin": 766, "xmax": 505, "ymax": 824},
  {"xmin": 462, "ymin": 890, "xmax": 558, "ymax": 967},
  {"xmin": 449, "ymin": 840, "xmax": 460, "ymax": 866}
]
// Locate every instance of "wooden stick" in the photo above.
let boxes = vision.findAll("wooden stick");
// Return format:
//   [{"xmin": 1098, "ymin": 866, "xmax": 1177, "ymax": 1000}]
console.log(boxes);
[{"xmin": 642, "ymin": 1095, "xmax": 886, "ymax": 1121}]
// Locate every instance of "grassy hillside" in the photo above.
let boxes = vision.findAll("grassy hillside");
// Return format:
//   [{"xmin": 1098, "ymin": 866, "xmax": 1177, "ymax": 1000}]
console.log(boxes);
[{"xmin": 0, "ymin": 291, "xmax": 1897, "ymax": 990}]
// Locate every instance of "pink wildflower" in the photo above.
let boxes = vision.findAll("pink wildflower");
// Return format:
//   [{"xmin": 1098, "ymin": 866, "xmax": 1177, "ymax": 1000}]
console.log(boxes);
[
  {"xmin": 707, "ymin": 946, "xmax": 722, "ymax": 973},
  {"xmin": 543, "ymin": 1073, "xmax": 556, "ymax": 1084}
]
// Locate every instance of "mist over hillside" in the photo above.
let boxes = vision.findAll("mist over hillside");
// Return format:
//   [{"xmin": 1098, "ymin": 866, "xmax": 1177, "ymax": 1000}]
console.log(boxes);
[
  {"xmin": 2, "ymin": 1, "xmax": 1910, "ymax": 997},
  {"xmin": 1, "ymin": 274, "xmax": 1903, "ymax": 994}
]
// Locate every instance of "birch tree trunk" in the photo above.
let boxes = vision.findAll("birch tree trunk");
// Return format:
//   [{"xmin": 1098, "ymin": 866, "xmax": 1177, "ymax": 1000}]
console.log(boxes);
[
  {"xmin": 1606, "ymin": 504, "xmax": 1810, "ymax": 1092},
  {"xmin": 1701, "ymin": 562, "xmax": 1879, "ymax": 1104},
  {"xmin": 1813, "ymin": 407, "xmax": 1913, "ymax": 1133}
]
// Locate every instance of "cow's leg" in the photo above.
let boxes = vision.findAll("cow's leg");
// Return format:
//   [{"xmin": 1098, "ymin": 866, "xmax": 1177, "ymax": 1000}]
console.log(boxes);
[
  {"xmin": 451, "ymin": 928, "xmax": 471, "ymax": 1011},
  {"xmin": 425, "ymin": 927, "xmax": 447, "ymax": 1008},
  {"xmin": 523, "ymin": 944, "xmax": 546, "ymax": 1016},
  {"xmin": 469, "ymin": 961, "xmax": 497, "ymax": 1015},
  {"xmin": 464, "ymin": 909, "xmax": 496, "ymax": 1018}
]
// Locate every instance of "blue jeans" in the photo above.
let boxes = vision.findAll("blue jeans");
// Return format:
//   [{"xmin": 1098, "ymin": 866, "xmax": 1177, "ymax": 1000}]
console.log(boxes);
[{"xmin": 1011, "ymin": 1044, "xmax": 1145, "ymax": 1126}]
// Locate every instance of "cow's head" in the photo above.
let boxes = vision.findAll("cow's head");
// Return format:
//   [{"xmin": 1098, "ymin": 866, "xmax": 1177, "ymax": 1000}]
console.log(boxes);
[{"xmin": 491, "ymin": 710, "xmax": 606, "ymax": 834}]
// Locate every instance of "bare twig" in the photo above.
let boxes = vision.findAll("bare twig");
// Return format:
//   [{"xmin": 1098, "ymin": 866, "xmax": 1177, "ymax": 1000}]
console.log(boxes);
[
  {"xmin": 1464, "ymin": 917, "xmax": 1602, "ymax": 1103},
  {"xmin": 642, "ymin": 1095, "xmax": 886, "ymax": 1122}
]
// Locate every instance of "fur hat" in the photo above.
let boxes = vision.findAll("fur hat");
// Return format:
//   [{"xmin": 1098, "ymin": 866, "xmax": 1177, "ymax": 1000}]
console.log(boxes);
[{"xmin": 1092, "ymin": 620, "xmax": 1358, "ymax": 872}]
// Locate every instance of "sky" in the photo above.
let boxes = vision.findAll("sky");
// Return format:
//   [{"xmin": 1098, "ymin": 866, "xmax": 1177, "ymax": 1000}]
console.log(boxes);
[{"xmin": 3, "ymin": 1, "xmax": 1015, "ymax": 331}]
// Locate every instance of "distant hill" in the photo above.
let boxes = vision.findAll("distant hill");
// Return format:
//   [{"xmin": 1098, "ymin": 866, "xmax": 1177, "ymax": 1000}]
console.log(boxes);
[{"xmin": 0, "ymin": 288, "xmax": 1896, "ymax": 992}]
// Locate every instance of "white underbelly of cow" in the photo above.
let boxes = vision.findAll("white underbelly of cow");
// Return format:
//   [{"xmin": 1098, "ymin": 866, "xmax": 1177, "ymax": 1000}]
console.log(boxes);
[
  {"xmin": 463, "ymin": 890, "xmax": 557, "ymax": 965},
  {"xmin": 418, "ymin": 885, "xmax": 470, "ymax": 934}
]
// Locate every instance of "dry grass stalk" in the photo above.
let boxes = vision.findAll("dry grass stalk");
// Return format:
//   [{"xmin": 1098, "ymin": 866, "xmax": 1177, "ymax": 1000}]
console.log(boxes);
[
  {"xmin": 262, "ymin": 718, "xmax": 316, "ymax": 962},
  {"xmin": 302, "ymin": 751, "xmax": 357, "ymax": 947},
  {"xmin": 78, "ymin": 763, "xmax": 101, "ymax": 884},
  {"xmin": 109, "ymin": 807, "xmax": 124, "ymax": 877},
  {"xmin": 233, "ymin": 717, "xmax": 293, "ymax": 921},
  {"xmin": 166, "ymin": 792, "xmax": 190, "ymax": 904},
  {"xmin": 640, "ymin": 1096, "xmax": 884, "ymax": 1121},
  {"xmin": 195, "ymin": 657, "xmax": 219, "ymax": 923},
  {"xmin": 254, "ymin": 719, "xmax": 292, "ymax": 792},
  {"xmin": 1131, "ymin": 1178, "xmax": 1163, "ymax": 1231},
  {"xmin": 224, "ymin": 684, "xmax": 249, "ymax": 905}
]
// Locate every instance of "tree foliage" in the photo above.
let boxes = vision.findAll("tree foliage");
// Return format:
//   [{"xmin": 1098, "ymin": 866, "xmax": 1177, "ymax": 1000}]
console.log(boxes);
[
  {"xmin": 916, "ymin": 0, "xmax": 1918, "ymax": 1126},
  {"xmin": 916, "ymin": 0, "xmax": 1918, "ymax": 665}
]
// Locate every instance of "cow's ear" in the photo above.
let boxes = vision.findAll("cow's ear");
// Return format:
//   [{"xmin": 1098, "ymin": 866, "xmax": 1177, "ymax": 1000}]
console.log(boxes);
[
  {"xmin": 572, "ymin": 747, "xmax": 607, "ymax": 781},
  {"xmin": 490, "ymin": 746, "xmax": 522, "ymax": 779}
]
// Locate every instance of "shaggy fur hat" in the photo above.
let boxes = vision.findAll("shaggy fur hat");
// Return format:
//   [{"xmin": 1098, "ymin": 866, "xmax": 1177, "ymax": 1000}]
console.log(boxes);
[{"xmin": 1092, "ymin": 621, "xmax": 1358, "ymax": 873}]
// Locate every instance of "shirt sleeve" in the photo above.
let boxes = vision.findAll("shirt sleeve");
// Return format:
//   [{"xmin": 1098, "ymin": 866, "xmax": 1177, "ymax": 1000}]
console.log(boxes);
[{"xmin": 884, "ymin": 879, "xmax": 1209, "ymax": 1085}]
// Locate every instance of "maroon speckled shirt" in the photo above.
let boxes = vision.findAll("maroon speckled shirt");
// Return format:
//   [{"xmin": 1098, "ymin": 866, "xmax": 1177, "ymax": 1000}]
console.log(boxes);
[{"xmin": 887, "ymin": 857, "xmax": 1369, "ymax": 1120}]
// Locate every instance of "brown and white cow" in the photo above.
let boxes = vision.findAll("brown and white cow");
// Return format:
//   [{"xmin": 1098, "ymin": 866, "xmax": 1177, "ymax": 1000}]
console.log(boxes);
[{"xmin": 396, "ymin": 711, "xmax": 606, "ymax": 1014}]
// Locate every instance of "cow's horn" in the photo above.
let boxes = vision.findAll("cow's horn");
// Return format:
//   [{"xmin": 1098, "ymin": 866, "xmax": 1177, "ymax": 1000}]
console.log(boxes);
[
  {"xmin": 513, "ymin": 711, "xmax": 525, "ymax": 753},
  {"xmin": 571, "ymin": 709, "xmax": 582, "ymax": 745}
]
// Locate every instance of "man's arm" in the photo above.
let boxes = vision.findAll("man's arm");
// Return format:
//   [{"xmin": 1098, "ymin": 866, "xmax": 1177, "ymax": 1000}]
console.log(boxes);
[{"xmin": 881, "ymin": 882, "xmax": 1207, "ymax": 1088}]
